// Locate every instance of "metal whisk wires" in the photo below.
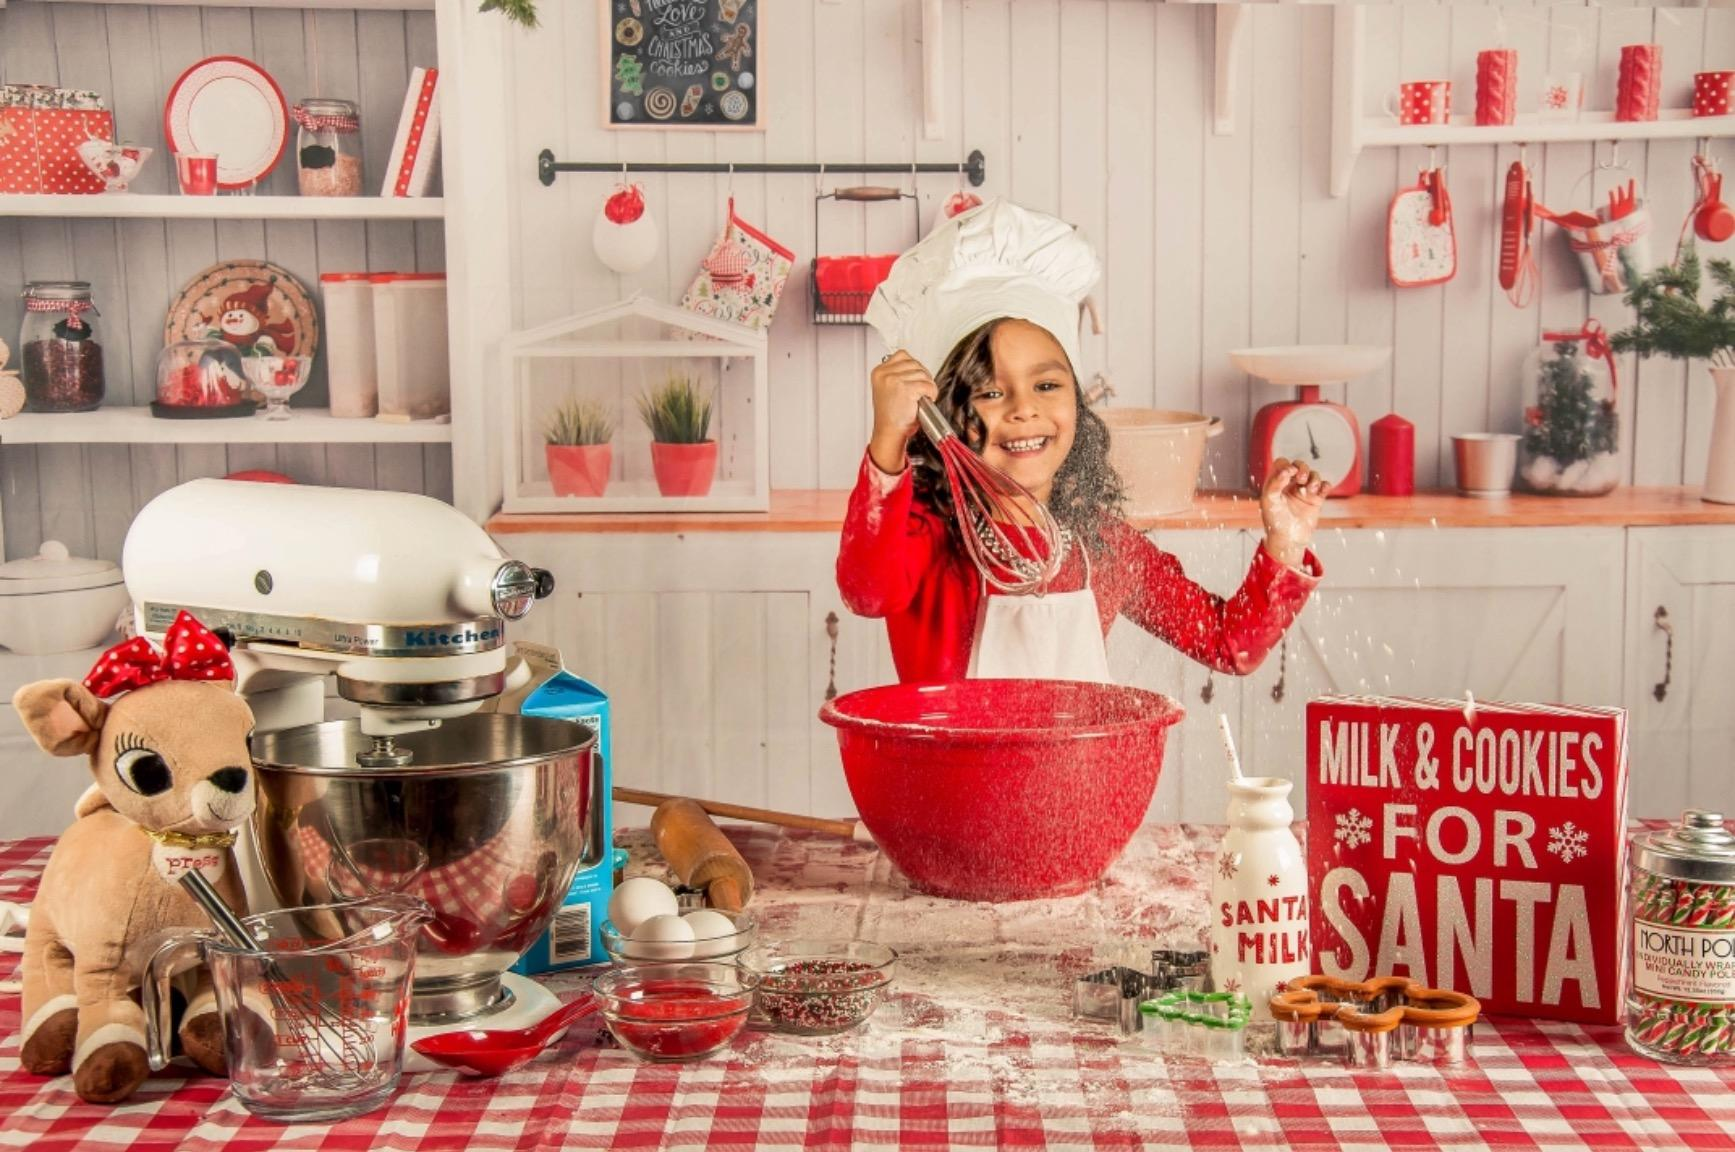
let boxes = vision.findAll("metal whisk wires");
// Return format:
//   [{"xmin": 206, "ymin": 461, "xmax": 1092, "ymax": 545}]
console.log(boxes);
[{"xmin": 916, "ymin": 397, "xmax": 1066, "ymax": 596}]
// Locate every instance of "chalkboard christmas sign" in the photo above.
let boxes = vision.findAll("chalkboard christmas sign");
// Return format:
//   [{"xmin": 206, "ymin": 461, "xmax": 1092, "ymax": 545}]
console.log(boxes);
[
  {"xmin": 604, "ymin": 0, "xmax": 761, "ymax": 130},
  {"xmin": 1306, "ymin": 695, "xmax": 1630, "ymax": 1025}
]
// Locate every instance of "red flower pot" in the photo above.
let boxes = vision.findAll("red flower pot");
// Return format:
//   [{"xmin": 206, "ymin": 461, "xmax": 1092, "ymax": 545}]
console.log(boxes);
[
  {"xmin": 650, "ymin": 441, "xmax": 717, "ymax": 498},
  {"xmin": 546, "ymin": 443, "xmax": 612, "ymax": 498}
]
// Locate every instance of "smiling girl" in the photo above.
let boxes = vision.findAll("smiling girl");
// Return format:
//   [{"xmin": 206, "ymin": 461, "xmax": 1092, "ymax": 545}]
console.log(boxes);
[{"xmin": 838, "ymin": 199, "xmax": 1325, "ymax": 685}]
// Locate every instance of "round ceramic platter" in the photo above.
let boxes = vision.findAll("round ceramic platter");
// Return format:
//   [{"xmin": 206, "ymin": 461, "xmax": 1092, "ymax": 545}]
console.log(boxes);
[
  {"xmin": 163, "ymin": 56, "xmax": 289, "ymax": 190},
  {"xmin": 165, "ymin": 260, "xmax": 319, "ymax": 363}
]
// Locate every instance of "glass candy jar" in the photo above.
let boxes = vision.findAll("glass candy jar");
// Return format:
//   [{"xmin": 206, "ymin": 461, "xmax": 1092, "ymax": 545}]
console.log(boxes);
[
  {"xmin": 152, "ymin": 339, "xmax": 253, "ymax": 419},
  {"xmin": 1628, "ymin": 812, "xmax": 1735, "ymax": 1066},
  {"xmin": 19, "ymin": 281, "xmax": 104, "ymax": 413},
  {"xmin": 293, "ymin": 98, "xmax": 362, "ymax": 197},
  {"xmin": 1518, "ymin": 323, "xmax": 1621, "ymax": 496}
]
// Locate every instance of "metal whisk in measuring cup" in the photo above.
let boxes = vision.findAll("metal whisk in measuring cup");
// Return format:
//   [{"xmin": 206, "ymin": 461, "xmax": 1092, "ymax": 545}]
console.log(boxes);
[
  {"xmin": 915, "ymin": 396, "xmax": 1067, "ymax": 595},
  {"xmin": 145, "ymin": 874, "xmax": 431, "ymax": 1124}
]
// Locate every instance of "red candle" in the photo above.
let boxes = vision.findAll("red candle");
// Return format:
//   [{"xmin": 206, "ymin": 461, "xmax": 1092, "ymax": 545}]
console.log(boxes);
[
  {"xmin": 1617, "ymin": 44, "xmax": 1663, "ymax": 123},
  {"xmin": 1476, "ymin": 50, "xmax": 1518, "ymax": 127},
  {"xmin": 1370, "ymin": 413, "xmax": 1414, "ymax": 496}
]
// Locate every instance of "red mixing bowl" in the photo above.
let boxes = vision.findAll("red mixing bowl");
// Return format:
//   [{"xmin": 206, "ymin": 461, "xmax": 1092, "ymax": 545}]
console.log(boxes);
[{"xmin": 820, "ymin": 680, "xmax": 1183, "ymax": 902}]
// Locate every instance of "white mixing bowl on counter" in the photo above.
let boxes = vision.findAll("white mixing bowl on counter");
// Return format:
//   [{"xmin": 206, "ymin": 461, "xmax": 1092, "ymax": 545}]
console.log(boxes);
[
  {"xmin": 1097, "ymin": 409, "xmax": 1223, "ymax": 516},
  {"xmin": 0, "ymin": 541, "xmax": 128, "ymax": 654}
]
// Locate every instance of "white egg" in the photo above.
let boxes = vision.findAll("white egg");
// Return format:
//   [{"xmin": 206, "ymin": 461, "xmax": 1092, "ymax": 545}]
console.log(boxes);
[
  {"xmin": 608, "ymin": 876, "xmax": 679, "ymax": 938},
  {"xmin": 629, "ymin": 913, "xmax": 696, "ymax": 960},
  {"xmin": 682, "ymin": 909, "xmax": 739, "ymax": 958}
]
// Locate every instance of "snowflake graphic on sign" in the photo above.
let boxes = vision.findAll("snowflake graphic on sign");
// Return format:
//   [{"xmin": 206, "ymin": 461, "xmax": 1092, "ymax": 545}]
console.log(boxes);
[
  {"xmin": 1548, "ymin": 821, "xmax": 1589, "ymax": 864},
  {"xmin": 1217, "ymin": 853, "xmax": 1239, "ymax": 881},
  {"xmin": 1334, "ymin": 808, "xmax": 1373, "ymax": 850}
]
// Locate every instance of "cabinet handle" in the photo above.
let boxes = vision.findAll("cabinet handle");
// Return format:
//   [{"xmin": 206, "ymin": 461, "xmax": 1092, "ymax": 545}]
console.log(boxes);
[
  {"xmin": 1200, "ymin": 671, "xmax": 1215, "ymax": 705},
  {"xmin": 824, "ymin": 611, "xmax": 840, "ymax": 701},
  {"xmin": 1653, "ymin": 606, "xmax": 1674, "ymax": 703},
  {"xmin": 1271, "ymin": 637, "xmax": 1288, "ymax": 704}
]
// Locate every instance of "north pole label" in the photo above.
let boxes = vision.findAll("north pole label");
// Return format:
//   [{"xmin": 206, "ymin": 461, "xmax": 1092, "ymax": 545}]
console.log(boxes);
[
  {"xmin": 1306, "ymin": 695, "xmax": 1630, "ymax": 1025},
  {"xmin": 1633, "ymin": 922, "xmax": 1735, "ymax": 1003}
]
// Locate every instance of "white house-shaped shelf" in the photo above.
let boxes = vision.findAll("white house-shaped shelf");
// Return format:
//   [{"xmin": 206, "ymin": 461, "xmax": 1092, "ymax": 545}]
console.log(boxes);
[{"xmin": 499, "ymin": 294, "xmax": 770, "ymax": 513}]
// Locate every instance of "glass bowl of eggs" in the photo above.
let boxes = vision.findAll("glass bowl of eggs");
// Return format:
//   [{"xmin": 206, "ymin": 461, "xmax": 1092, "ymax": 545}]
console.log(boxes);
[{"xmin": 602, "ymin": 876, "xmax": 756, "ymax": 962}]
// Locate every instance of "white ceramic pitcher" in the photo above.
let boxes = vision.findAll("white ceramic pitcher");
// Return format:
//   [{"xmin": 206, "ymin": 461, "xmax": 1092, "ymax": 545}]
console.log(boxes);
[{"xmin": 1209, "ymin": 777, "xmax": 1311, "ymax": 1022}]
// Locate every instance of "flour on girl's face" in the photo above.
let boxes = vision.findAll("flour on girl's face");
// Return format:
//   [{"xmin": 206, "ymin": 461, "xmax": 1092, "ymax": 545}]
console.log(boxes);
[{"xmin": 968, "ymin": 321, "xmax": 1079, "ymax": 504}]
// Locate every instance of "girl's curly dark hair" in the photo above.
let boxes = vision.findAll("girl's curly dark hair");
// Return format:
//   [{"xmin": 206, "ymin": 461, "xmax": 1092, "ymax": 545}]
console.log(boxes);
[{"xmin": 911, "ymin": 319, "xmax": 1126, "ymax": 557}]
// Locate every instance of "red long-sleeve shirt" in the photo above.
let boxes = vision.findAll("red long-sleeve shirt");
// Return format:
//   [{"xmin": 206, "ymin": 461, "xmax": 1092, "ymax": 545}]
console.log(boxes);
[{"xmin": 836, "ymin": 452, "xmax": 1323, "ymax": 684}]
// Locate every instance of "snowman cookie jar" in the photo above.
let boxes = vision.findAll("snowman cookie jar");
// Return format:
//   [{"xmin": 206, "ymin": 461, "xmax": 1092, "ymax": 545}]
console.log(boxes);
[{"xmin": 1210, "ymin": 776, "xmax": 1311, "ymax": 1021}]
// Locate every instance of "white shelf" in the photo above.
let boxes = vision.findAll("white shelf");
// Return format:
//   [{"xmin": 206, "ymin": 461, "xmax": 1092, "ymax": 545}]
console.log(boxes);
[
  {"xmin": 0, "ymin": 195, "xmax": 444, "ymax": 221},
  {"xmin": 1330, "ymin": 7, "xmax": 1735, "ymax": 197},
  {"xmin": 1361, "ymin": 111, "xmax": 1735, "ymax": 151},
  {"xmin": 26, "ymin": 0, "xmax": 431, "ymax": 7},
  {"xmin": 505, "ymin": 479, "xmax": 767, "ymax": 515},
  {"xmin": 0, "ymin": 408, "xmax": 452, "ymax": 445}
]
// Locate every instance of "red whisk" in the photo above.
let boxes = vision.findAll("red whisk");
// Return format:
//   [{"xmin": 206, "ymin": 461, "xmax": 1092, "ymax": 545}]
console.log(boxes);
[{"xmin": 915, "ymin": 396, "xmax": 1066, "ymax": 595}]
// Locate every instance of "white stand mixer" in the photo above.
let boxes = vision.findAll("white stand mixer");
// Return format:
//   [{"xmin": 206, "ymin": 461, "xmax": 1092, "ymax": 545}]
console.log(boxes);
[{"xmin": 123, "ymin": 480, "xmax": 573, "ymax": 1061}]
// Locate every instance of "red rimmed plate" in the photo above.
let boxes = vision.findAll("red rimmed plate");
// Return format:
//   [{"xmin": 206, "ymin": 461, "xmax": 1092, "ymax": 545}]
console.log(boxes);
[{"xmin": 163, "ymin": 56, "xmax": 288, "ymax": 190}]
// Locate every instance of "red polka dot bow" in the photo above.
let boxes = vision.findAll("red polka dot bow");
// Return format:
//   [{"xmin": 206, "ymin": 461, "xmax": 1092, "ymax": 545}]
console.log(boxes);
[{"xmin": 83, "ymin": 611, "xmax": 235, "ymax": 699}]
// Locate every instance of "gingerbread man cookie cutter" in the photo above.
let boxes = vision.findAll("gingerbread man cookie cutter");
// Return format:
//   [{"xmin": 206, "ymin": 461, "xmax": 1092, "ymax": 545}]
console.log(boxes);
[{"xmin": 1268, "ymin": 975, "xmax": 1480, "ymax": 1069}]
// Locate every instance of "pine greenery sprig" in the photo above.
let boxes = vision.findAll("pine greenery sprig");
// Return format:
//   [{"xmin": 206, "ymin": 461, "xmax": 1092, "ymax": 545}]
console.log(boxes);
[
  {"xmin": 478, "ymin": 0, "xmax": 538, "ymax": 28},
  {"xmin": 544, "ymin": 397, "xmax": 616, "ymax": 446},
  {"xmin": 1611, "ymin": 248, "xmax": 1735, "ymax": 369},
  {"xmin": 637, "ymin": 375, "xmax": 714, "ymax": 444}
]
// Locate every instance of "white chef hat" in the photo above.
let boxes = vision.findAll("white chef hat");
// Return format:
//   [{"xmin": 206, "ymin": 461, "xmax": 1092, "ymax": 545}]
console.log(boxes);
[{"xmin": 865, "ymin": 198, "xmax": 1101, "ymax": 378}]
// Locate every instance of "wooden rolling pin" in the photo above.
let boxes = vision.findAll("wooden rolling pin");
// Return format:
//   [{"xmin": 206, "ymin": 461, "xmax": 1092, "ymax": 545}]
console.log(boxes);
[
  {"xmin": 647, "ymin": 798, "xmax": 755, "ymax": 911},
  {"xmin": 614, "ymin": 788, "xmax": 875, "ymax": 843}
]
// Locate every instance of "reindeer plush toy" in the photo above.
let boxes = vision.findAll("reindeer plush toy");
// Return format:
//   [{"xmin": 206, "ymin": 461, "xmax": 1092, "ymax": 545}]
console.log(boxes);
[{"xmin": 13, "ymin": 611, "xmax": 255, "ymax": 1104}]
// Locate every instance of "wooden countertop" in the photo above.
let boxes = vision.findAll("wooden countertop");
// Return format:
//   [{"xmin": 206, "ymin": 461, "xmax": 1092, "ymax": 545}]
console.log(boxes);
[{"xmin": 486, "ymin": 487, "xmax": 1735, "ymax": 535}]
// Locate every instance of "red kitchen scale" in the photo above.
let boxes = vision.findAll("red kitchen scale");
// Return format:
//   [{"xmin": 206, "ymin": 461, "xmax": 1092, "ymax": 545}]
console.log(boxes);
[{"xmin": 1232, "ymin": 346, "xmax": 1392, "ymax": 498}]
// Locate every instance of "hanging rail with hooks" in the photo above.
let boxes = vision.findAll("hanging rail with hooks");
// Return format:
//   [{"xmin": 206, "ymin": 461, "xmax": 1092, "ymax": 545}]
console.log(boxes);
[{"xmin": 537, "ymin": 149, "xmax": 987, "ymax": 189}]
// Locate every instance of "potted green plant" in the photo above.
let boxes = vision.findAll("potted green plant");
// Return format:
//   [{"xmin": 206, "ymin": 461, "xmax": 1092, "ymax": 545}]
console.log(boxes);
[
  {"xmin": 1612, "ymin": 250, "xmax": 1735, "ymax": 504},
  {"xmin": 637, "ymin": 373, "xmax": 716, "ymax": 498},
  {"xmin": 544, "ymin": 397, "xmax": 616, "ymax": 498}
]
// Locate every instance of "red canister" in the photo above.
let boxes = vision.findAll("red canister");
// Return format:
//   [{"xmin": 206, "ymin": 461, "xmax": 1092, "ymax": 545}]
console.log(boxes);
[
  {"xmin": 1476, "ymin": 50, "xmax": 1518, "ymax": 127},
  {"xmin": 1617, "ymin": 44, "xmax": 1663, "ymax": 123},
  {"xmin": 1695, "ymin": 71, "xmax": 1735, "ymax": 118},
  {"xmin": 1370, "ymin": 413, "xmax": 1415, "ymax": 496}
]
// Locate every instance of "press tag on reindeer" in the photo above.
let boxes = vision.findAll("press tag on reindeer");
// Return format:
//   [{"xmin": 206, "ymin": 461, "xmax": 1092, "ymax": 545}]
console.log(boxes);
[{"xmin": 151, "ymin": 841, "xmax": 226, "ymax": 885}]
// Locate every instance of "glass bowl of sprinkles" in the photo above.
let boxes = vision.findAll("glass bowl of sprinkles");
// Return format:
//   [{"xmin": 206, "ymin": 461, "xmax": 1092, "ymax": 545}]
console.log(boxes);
[
  {"xmin": 740, "ymin": 940, "xmax": 898, "ymax": 1035},
  {"xmin": 592, "ymin": 963, "xmax": 760, "ymax": 1063}
]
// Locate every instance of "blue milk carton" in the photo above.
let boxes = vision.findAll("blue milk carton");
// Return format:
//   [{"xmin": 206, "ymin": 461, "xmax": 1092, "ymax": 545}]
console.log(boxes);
[{"xmin": 490, "ymin": 643, "xmax": 616, "ymax": 975}]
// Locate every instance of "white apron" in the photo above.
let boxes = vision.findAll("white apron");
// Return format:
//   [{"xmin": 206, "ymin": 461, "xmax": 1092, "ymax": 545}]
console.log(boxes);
[{"xmin": 966, "ymin": 546, "xmax": 1113, "ymax": 684}]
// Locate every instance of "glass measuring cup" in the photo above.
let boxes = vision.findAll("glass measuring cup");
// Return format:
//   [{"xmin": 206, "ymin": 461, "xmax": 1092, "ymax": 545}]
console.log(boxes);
[{"xmin": 144, "ymin": 895, "xmax": 431, "ymax": 1123}]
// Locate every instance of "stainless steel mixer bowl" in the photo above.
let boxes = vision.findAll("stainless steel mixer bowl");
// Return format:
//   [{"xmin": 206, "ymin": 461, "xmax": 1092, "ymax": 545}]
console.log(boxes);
[{"xmin": 249, "ymin": 714, "xmax": 597, "ymax": 1025}]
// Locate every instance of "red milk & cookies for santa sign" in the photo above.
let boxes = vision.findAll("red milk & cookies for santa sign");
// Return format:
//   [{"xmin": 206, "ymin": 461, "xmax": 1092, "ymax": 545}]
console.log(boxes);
[{"xmin": 1306, "ymin": 695, "xmax": 1629, "ymax": 1025}]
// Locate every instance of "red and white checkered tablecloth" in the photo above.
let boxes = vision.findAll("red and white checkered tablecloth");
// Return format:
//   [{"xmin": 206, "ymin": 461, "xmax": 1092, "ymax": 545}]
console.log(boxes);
[{"xmin": 6, "ymin": 826, "xmax": 1735, "ymax": 1151}]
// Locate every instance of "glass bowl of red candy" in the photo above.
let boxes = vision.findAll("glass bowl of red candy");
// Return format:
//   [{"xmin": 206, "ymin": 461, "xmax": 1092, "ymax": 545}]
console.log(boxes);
[
  {"xmin": 740, "ymin": 940, "xmax": 898, "ymax": 1036},
  {"xmin": 153, "ymin": 339, "xmax": 254, "ymax": 419},
  {"xmin": 591, "ymin": 963, "xmax": 759, "ymax": 1063}
]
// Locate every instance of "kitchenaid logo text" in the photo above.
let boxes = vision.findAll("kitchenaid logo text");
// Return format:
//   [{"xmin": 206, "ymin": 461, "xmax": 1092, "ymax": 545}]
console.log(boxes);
[{"xmin": 403, "ymin": 626, "xmax": 502, "ymax": 648}]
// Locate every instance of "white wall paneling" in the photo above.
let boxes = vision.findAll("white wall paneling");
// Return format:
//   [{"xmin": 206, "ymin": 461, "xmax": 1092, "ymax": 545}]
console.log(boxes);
[
  {"xmin": 510, "ymin": 1, "xmax": 1735, "ymax": 510},
  {"xmin": 0, "ymin": 0, "xmax": 452, "ymax": 563}
]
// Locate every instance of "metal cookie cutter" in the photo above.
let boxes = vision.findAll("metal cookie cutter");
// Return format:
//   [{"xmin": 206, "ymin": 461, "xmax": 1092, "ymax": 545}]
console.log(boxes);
[
  {"xmin": 1138, "ymin": 989, "xmax": 1253, "ymax": 1061},
  {"xmin": 1268, "ymin": 975, "xmax": 1481, "ymax": 1069},
  {"xmin": 1073, "ymin": 949, "xmax": 1212, "ymax": 1034}
]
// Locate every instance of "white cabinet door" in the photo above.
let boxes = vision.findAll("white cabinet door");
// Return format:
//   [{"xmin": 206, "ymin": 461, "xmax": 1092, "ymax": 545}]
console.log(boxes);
[
  {"xmin": 1240, "ymin": 527, "xmax": 1626, "ymax": 811},
  {"xmin": 500, "ymin": 533, "xmax": 843, "ymax": 820},
  {"xmin": 1625, "ymin": 527, "xmax": 1735, "ymax": 820},
  {"xmin": 1106, "ymin": 529, "xmax": 1250, "ymax": 824}
]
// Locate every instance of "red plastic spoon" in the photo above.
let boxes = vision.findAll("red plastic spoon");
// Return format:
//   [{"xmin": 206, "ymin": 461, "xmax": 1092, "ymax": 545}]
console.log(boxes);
[{"xmin": 412, "ymin": 995, "xmax": 598, "ymax": 1077}]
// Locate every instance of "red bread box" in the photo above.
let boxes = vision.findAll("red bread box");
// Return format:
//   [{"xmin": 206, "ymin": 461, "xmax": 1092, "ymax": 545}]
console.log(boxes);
[{"xmin": 0, "ymin": 84, "xmax": 114, "ymax": 195}]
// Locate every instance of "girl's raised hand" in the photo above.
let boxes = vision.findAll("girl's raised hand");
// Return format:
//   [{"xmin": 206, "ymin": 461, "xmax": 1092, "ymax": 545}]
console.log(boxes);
[
  {"xmin": 868, "ymin": 351, "xmax": 940, "ymax": 475},
  {"xmin": 1260, "ymin": 459, "xmax": 1328, "ymax": 570}
]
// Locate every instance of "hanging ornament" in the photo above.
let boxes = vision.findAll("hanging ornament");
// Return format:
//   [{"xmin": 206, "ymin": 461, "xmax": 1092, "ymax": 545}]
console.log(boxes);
[
  {"xmin": 593, "ymin": 181, "xmax": 660, "ymax": 275},
  {"xmin": 943, "ymin": 190, "xmax": 982, "ymax": 219}
]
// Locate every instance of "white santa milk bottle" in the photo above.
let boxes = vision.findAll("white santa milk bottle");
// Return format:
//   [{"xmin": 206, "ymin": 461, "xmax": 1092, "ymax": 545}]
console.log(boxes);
[{"xmin": 1210, "ymin": 718, "xmax": 1310, "ymax": 1021}]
